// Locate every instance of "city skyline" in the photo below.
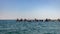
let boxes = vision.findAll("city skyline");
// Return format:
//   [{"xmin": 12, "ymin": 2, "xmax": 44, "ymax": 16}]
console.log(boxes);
[{"xmin": 0, "ymin": 0, "xmax": 60, "ymax": 19}]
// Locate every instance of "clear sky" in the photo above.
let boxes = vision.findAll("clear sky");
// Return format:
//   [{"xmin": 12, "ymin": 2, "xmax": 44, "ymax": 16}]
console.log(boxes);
[{"xmin": 0, "ymin": 0, "xmax": 60, "ymax": 19}]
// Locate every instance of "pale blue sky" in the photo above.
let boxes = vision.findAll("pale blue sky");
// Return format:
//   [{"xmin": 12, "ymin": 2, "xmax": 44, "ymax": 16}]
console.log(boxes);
[{"xmin": 0, "ymin": 0, "xmax": 60, "ymax": 19}]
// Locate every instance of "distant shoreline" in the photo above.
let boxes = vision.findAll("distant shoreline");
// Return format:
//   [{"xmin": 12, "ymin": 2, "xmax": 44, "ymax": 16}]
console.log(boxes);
[{"xmin": 16, "ymin": 18, "xmax": 60, "ymax": 22}]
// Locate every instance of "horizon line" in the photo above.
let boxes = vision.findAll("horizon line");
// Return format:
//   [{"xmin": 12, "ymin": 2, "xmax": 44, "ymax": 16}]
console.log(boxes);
[{"xmin": 0, "ymin": 18, "xmax": 60, "ymax": 20}]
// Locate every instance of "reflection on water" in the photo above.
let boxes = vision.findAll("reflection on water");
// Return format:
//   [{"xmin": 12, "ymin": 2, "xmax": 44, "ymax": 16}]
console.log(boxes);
[{"xmin": 0, "ymin": 20, "xmax": 60, "ymax": 34}]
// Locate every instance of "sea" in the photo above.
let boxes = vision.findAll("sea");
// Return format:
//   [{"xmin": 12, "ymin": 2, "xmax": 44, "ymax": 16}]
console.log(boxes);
[{"xmin": 0, "ymin": 20, "xmax": 60, "ymax": 34}]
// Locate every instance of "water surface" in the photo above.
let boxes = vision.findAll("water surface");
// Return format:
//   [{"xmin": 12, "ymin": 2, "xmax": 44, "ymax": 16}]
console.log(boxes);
[{"xmin": 0, "ymin": 20, "xmax": 60, "ymax": 34}]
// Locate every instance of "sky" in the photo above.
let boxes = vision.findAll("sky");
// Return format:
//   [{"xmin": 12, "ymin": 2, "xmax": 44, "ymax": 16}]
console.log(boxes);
[{"xmin": 0, "ymin": 0, "xmax": 60, "ymax": 19}]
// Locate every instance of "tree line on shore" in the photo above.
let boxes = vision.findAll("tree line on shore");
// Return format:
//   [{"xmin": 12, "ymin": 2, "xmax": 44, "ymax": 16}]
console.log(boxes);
[{"xmin": 16, "ymin": 18, "xmax": 60, "ymax": 22}]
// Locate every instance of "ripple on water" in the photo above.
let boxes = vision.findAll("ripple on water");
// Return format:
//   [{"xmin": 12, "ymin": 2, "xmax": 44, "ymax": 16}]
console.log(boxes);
[{"xmin": 0, "ymin": 20, "xmax": 60, "ymax": 34}]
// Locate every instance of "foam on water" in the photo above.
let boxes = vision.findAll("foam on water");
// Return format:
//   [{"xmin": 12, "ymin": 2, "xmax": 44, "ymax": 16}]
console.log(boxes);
[{"xmin": 0, "ymin": 20, "xmax": 60, "ymax": 34}]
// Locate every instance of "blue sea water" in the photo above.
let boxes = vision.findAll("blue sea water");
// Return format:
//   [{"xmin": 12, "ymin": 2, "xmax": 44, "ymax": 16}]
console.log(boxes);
[{"xmin": 0, "ymin": 20, "xmax": 60, "ymax": 34}]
